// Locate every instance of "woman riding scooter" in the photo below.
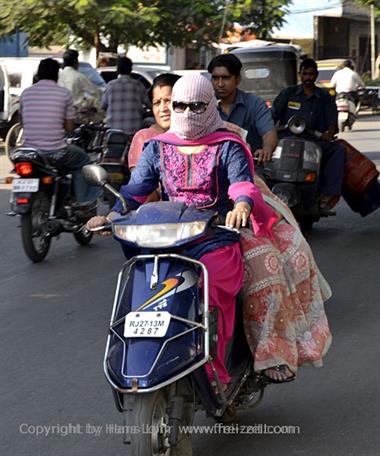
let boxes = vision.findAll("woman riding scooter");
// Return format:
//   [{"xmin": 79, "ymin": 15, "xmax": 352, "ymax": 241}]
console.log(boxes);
[{"xmin": 87, "ymin": 74, "xmax": 277, "ymax": 390}]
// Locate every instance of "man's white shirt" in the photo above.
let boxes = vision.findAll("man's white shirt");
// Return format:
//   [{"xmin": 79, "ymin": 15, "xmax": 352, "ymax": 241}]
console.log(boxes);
[{"xmin": 330, "ymin": 67, "xmax": 365, "ymax": 93}]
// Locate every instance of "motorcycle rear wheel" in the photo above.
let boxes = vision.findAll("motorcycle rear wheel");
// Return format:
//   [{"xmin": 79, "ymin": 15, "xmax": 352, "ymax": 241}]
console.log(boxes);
[
  {"xmin": 21, "ymin": 192, "xmax": 51, "ymax": 262},
  {"xmin": 339, "ymin": 120, "xmax": 346, "ymax": 133},
  {"xmin": 129, "ymin": 390, "xmax": 192, "ymax": 456}
]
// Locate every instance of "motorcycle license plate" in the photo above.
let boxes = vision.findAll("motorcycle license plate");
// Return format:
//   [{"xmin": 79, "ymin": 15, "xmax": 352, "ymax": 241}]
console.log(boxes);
[
  {"xmin": 124, "ymin": 311, "xmax": 171, "ymax": 338},
  {"xmin": 12, "ymin": 178, "xmax": 39, "ymax": 193}
]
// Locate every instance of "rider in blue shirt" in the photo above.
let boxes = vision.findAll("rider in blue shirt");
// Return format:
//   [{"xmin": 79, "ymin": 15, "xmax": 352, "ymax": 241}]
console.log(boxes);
[{"xmin": 207, "ymin": 54, "xmax": 277, "ymax": 164}]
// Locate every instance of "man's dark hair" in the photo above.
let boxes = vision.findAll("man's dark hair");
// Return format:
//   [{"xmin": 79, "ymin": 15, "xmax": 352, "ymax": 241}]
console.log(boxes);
[
  {"xmin": 343, "ymin": 59, "xmax": 354, "ymax": 70},
  {"xmin": 300, "ymin": 58, "xmax": 318, "ymax": 73},
  {"xmin": 117, "ymin": 56, "xmax": 133, "ymax": 75},
  {"xmin": 207, "ymin": 54, "xmax": 242, "ymax": 77},
  {"xmin": 63, "ymin": 49, "xmax": 79, "ymax": 68},
  {"xmin": 37, "ymin": 58, "xmax": 60, "ymax": 82},
  {"xmin": 148, "ymin": 73, "xmax": 181, "ymax": 101}
]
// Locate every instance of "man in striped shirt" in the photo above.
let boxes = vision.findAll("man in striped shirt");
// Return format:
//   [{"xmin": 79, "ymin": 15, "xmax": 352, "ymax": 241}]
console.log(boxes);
[{"xmin": 20, "ymin": 58, "xmax": 97, "ymax": 203}]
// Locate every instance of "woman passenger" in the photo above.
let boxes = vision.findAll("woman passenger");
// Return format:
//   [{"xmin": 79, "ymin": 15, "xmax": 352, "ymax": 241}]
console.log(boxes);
[{"xmin": 128, "ymin": 73, "xmax": 181, "ymax": 170}]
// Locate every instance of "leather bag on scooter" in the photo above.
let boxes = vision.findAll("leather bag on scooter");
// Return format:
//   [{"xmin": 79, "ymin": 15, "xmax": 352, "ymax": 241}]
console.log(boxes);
[
  {"xmin": 336, "ymin": 139, "xmax": 380, "ymax": 216},
  {"xmin": 337, "ymin": 139, "xmax": 379, "ymax": 194}
]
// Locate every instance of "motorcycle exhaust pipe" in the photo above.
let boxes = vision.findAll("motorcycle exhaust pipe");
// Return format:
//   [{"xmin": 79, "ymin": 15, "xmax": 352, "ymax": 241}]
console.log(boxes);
[{"xmin": 45, "ymin": 220, "xmax": 63, "ymax": 236}]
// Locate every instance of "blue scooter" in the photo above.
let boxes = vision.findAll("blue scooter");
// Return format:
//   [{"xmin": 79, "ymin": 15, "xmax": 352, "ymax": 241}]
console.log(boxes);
[{"xmin": 83, "ymin": 164, "xmax": 267, "ymax": 455}]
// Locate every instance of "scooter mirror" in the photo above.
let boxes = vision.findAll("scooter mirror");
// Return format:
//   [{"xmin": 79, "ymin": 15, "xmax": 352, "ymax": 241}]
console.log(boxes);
[
  {"xmin": 82, "ymin": 164, "xmax": 109, "ymax": 187},
  {"xmin": 288, "ymin": 116, "xmax": 306, "ymax": 135}
]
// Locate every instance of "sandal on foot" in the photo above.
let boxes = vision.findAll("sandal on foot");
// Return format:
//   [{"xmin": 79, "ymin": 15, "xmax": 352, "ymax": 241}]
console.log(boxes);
[{"xmin": 261, "ymin": 365, "xmax": 296, "ymax": 384}]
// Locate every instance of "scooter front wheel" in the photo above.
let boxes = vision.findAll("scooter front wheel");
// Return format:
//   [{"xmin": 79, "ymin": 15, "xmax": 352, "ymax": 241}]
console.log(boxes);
[{"xmin": 129, "ymin": 390, "xmax": 192, "ymax": 456}]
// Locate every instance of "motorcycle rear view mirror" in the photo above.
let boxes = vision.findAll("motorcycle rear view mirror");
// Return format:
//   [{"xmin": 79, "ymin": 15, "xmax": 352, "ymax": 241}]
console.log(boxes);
[
  {"xmin": 82, "ymin": 164, "xmax": 109, "ymax": 187},
  {"xmin": 287, "ymin": 116, "xmax": 306, "ymax": 135},
  {"xmin": 82, "ymin": 164, "xmax": 129, "ymax": 215}
]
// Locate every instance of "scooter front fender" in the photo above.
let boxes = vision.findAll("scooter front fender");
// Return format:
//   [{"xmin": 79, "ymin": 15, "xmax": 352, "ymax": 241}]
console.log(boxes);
[{"xmin": 104, "ymin": 254, "xmax": 210, "ymax": 393}]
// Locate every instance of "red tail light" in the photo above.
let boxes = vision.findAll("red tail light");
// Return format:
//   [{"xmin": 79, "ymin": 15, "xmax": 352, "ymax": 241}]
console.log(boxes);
[
  {"xmin": 16, "ymin": 197, "xmax": 30, "ymax": 204},
  {"xmin": 304, "ymin": 172, "xmax": 317, "ymax": 183},
  {"xmin": 15, "ymin": 162, "xmax": 33, "ymax": 176}
]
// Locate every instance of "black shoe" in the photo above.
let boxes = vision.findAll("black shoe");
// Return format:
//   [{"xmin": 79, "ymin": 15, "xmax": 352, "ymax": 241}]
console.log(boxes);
[{"xmin": 318, "ymin": 194, "xmax": 337, "ymax": 217}]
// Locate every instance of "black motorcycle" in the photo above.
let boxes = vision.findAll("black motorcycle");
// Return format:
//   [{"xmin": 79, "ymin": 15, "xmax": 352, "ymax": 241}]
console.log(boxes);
[
  {"xmin": 258, "ymin": 116, "xmax": 332, "ymax": 230},
  {"xmin": 97, "ymin": 128, "xmax": 132, "ymax": 207},
  {"xmin": 8, "ymin": 148, "xmax": 95, "ymax": 262},
  {"xmin": 357, "ymin": 87, "xmax": 380, "ymax": 113},
  {"xmin": 68, "ymin": 123, "xmax": 132, "ymax": 208}
]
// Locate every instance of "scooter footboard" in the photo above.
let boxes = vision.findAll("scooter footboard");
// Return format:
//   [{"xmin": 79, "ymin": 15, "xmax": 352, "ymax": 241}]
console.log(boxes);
[{"xmin": 104, "ymin": 254, "xmax": 210, "ymax": 393}]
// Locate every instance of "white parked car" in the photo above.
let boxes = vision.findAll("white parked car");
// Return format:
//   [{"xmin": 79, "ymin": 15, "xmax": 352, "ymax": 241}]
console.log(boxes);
[
  {"xmin": 0, "ymin": 62, "xmax": 18, "ymax": 140},
  {"xmin": 0, "ymin": 57, "xmax": 106, "ymax": 138},
  {"xmin": 97, "ymin": 66, "xmax": 155, "ymax": 89}
]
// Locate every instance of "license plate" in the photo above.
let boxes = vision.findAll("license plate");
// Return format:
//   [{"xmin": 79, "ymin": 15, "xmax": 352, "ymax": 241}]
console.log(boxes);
[
  {"xmin": 12, "ymin": 178, "xmax": 39, "ymax": 193},
  {"xmin": 124, "ymin": 311, "xmax": 171, "ymax": 338}
]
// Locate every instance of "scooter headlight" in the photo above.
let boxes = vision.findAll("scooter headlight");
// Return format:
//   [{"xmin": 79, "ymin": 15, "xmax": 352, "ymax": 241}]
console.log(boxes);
[{"xmin": 113, "ymin": 221, "xmax": 208, "ymax": 247}]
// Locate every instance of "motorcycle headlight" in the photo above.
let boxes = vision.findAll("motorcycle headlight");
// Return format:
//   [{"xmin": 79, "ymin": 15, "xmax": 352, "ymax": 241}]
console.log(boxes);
[
  {"xmin": 113, "ymin": 221, "xmax": 208, "ymax": 247},
  {"xmin": 303, "ymin": 148, "xmax": 321, "ymax": 163},
  {"xmin": 303, "ymin": 142, "xmax": 322, "ymax": 164}
]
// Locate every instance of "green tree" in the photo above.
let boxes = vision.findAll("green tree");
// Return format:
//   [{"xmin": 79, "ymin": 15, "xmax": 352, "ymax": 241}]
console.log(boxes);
[
  {"xmin": 354, "ymin": 0, "xmax": 380, "ymax": 16},
  {"xmin": 0, "ymin": 0, "xmax": 292, "ymax": 55},
  {"xmin": 227, "ymin": 0, "xmax": 292, "ymax": 40}
]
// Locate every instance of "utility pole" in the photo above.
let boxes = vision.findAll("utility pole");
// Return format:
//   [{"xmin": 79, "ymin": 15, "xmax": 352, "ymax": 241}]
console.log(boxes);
[{"xmin": 370, "ymin": 3, "xmax": 375, "ymax": 79}]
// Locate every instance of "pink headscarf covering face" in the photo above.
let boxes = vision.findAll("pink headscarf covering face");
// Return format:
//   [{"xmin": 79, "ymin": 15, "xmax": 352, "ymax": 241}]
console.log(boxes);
[{"xmin": 169, "ymin": 73, "xmax": 224, "ymax": 139}]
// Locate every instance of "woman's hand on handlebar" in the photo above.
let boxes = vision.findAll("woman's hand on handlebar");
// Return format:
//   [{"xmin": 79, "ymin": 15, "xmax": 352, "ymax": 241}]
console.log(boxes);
[
  {"xmin": 226, "ymin": 202, "xmax": 251, "ymax": 230},
  {"xmin": 86, "ymin": 215, "xmax": 112, "ymax": 237}
]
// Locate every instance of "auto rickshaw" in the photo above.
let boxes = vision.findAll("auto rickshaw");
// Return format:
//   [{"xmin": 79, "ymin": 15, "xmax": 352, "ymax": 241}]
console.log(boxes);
[{"xmin": 229, "ymin": 44, "xmax": 299, "ymax": 106}]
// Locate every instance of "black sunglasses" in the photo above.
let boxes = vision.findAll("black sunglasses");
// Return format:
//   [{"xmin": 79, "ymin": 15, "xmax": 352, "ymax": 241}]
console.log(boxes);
[{"xmin": 172, "ymin": 101, "xmax": 208, "ymax": 114}]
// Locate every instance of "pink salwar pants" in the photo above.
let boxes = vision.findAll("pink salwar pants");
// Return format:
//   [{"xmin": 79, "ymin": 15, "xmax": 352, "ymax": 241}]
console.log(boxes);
[{"xmin": 201, "ymin": 243, "xmax": 243, "ymax": 384}]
